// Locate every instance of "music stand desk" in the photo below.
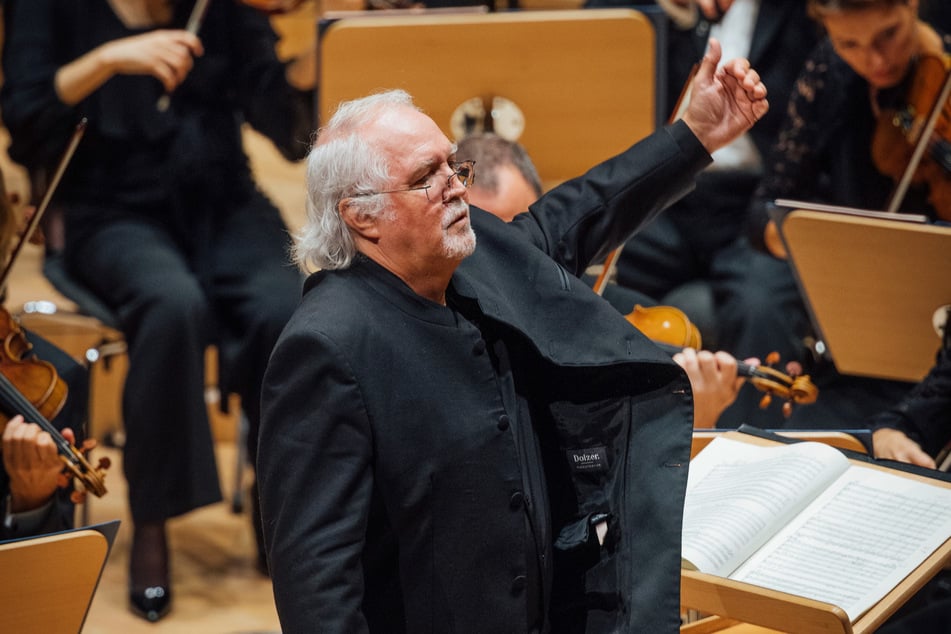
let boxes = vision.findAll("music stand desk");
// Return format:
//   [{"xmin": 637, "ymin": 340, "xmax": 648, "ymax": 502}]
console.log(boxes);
[
  {"xmin": 775, "ymin": 208, "xmax": 951, "ymax": 383},
  {"xmin": 0, "ymin": 522, "xmax": 117, "ymax": 633}
]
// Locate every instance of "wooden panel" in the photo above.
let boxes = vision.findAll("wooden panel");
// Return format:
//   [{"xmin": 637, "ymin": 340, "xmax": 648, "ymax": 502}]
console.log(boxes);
[
  {"xmin": 781, "ymin": 210, "xmax": 951, "ymax": 382},
  {"xmin": 0, "ymin": 530, "xmax": 108, "ymax": 633},
  {"xmin": 318, "ymin": 9, "xmax": 656, "ymax": 184}
]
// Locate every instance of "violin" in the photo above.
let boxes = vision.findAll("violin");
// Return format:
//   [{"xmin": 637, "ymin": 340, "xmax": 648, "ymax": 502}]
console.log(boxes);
[
  {"xmin": 871, "ymin": 50, "xmax": 951, "ymax": 220},
  {"xmin": 0, "ymin": 308, "xmax": 109, "ymax": 501},
  {"xmin": 630, "ymin": 304, "xmax": 818, "ymax": 418}
]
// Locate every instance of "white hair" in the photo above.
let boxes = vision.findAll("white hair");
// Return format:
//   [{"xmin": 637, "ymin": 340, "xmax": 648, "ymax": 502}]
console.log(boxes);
[{"xmin": 292, "ymin": 89, "xmax": 420, "ymax": 271}]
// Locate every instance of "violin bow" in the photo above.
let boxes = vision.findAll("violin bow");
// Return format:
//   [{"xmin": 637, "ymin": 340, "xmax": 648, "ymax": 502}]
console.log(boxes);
[
  {"xmin": 156, "ymin": 0, "xmax": 213, "ymax": 112},
  {"xmin": 0, "ymin": 118, "xmax": 86, "ymax": 296},
  {"xmin": 886, "ymin": 55, "xmax": 951, "ymax": 214},
  {"xmin": 591, "ymin": 63, "xmax": 699, "ymax": 296}
]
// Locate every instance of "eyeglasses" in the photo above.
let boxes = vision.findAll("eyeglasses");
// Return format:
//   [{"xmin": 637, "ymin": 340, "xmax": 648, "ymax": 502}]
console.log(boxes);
[{"xmin": 353, "ymin": 160, "xmax": 476, "ymax": 201}]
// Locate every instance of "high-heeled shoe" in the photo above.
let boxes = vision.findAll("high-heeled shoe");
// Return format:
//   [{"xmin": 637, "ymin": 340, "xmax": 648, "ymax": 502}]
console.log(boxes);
[
  {"xmin": 129, "ymin": 585, "xmax": 172, "ymax": 622},
  {"xmin": 129, "ymin": 520, "xmax": 172, "ymax": 622}
]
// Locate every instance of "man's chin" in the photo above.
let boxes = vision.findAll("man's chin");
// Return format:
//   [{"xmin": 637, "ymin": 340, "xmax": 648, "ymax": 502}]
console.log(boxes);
[{"xmin": 445, "ymin": 226, "xmax": 477, "ymax": 259}]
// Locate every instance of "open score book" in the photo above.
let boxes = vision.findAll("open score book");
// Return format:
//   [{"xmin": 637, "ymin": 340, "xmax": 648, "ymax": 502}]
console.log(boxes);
[{"xmin": 682, "ymin": 437, "xmax": 951, "ymax": 623}]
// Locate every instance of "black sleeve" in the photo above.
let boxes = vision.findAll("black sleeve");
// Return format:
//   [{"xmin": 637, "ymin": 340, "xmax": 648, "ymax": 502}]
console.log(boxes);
[
  {"xmin": 228, "ymin": 3, "xmax": 314, "ymax": 162},
  {"xmin": 868, "ymin": 343, "xmax": 951, "ymax": 458}
]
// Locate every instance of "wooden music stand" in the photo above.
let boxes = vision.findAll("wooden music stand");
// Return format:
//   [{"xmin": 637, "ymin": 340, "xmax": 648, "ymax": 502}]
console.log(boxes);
[
  {"xmin": 690, "ymin": 429, "xmax": 869, "ymax": 459},
  {"xmin": 773, "ymin": 207, "xmax": 951, "ymax": 383},
  {"xmin": 0, "ymin": 521, "xmax": 118, "ymax": 634},
  {"xmin": 316, "ymin": 9, "xmax": 658, "ymax": 184},
  {"xmin": 680, "ymin": 431, "xmax": 951, "ymax": 634}
]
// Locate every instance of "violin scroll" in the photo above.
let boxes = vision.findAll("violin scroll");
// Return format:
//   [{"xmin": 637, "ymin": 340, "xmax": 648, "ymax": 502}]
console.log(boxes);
[{"xmin": 741, "ymin": 351, "xmax": 819, "ymax": 418}]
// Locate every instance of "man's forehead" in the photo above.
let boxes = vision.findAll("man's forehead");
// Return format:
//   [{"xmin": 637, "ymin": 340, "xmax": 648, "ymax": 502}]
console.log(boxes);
[{"xmin": 365, "ymin": 106, "xmax": 453, "ymax": 161}]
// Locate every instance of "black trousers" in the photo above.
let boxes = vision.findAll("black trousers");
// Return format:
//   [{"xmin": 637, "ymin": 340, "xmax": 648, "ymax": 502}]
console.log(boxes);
[{"xmin": 65, "ymin": 192, "xmax": 302, "ymax": 522}]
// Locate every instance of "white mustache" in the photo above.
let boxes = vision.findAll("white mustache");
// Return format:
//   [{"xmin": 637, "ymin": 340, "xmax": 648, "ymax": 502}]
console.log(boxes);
[{"xmin": 442, "ymin": 199, "xmax": 469, "ymax": 228}]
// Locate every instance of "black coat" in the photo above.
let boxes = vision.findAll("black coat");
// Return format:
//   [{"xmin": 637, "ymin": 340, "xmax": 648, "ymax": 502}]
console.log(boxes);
[{"xmin": 258, "ymin": 122, "xmax": 711, "ymax": 633}]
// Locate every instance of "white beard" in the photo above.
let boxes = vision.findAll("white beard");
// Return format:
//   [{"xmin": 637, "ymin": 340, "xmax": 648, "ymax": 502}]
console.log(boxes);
[{"xmin": 442, "ymin": 199, "xmax": 476, "ymax": 259}]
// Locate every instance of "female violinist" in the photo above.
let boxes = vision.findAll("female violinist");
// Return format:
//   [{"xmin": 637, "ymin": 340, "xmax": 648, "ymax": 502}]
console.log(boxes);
[
  {"xmin": 716, "ymin": 0, "xmax": 950, "ymax": 430},
  {"xmin": 1, "ymin": 0, "xmax": 315, "ymax": 621}
]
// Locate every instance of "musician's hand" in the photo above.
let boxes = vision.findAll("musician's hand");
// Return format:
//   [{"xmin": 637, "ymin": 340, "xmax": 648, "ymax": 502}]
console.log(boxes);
[
  {"xmin": 98, "ymin": 30, "xmax": 204, "ymax": 93},
  {"xmin": 659, "ymin": 1, "xmax": 732, "ymax": 28},
  {"xmin": 2, "ymin": 416, "xmax": 73, "ymax": 512},
  {"xmin": 681, "ymin": 38, "xmax": 769, "ymax": 154},
  {"xmin": 674, "ymin": 348, "xmax": 750, "ymax": 429},
  {"xmin": 697, "ymin": 0, "xmax": 733, "ymax": 21},
  {"xmin": 872, "ymin": 427, "xmax": 936, "ymax": 469}
]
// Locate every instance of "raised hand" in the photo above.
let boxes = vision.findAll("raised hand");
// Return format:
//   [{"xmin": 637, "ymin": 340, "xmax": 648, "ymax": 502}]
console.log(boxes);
[{"xmin": 681, "ymin": 38, "xmax": 769, "ymax": 154}]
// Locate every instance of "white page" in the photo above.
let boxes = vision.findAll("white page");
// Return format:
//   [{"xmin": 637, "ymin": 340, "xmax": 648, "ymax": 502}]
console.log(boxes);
[
  {"xmin": 682, "ymin": 437, "xmax": 848, "ymax": 575},
  {"xmin": 731, "ymin": 466, "xmax": 951, "ymax": 622}
]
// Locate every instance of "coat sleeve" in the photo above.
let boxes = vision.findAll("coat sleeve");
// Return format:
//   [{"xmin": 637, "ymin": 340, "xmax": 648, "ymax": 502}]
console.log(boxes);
[
  {"xmin": 258, "ymin": 324, "xmax": 374, "ymax": 634},
  {"xmin": 511, "ymin": 120, "xmax": 711, "ymax": 277}
]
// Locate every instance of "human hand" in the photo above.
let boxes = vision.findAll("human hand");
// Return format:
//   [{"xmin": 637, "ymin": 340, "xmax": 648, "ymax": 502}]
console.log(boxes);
[
  {"xmin": 2, "ymin": 416, "xmax": 72, "ymax": 513},
  {"xmin": 681, "ymin": 38, "xmax": 768, "ymax": 154},
  {"xmin": 872, "ymin": 428, "xmax": 936, "ymax": 469},
  {"xmin": 697, "ymin": 0, "xmax": 733, "ymax": 22},
  {"xmin": 674, "ymin": 348, "xmax": 748, "ymax": 429},
  {"xmin": 99, "ymin": 30, "xmax": 204, "ymax": 93}
]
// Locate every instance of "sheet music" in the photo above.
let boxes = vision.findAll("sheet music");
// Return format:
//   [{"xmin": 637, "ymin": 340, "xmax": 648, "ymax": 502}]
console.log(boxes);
[
  {"xmin": 682, "ymin": 439, "xmax": 847, "ymax": 576},
  {"xmin": 731, "ymin": 468, "xmax": 951, "ymax": 621}
]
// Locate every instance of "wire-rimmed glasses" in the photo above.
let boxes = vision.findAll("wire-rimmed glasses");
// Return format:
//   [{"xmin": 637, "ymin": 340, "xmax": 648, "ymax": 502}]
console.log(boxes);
[{"xmin": 353, "ymin": 160, "xmax": 476, "ymax": 201}]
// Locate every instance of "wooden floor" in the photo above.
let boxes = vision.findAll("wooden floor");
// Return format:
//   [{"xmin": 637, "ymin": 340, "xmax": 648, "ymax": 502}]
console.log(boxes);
[{"xmin": 79, "ymin": 444, "xmax": 282, "ymax": 634}]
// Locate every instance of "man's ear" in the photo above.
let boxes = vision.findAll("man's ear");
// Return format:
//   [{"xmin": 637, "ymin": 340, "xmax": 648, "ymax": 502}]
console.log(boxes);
[{"xmin": 339, "ymin": 198, "xmax": 382, "ymax": 240}]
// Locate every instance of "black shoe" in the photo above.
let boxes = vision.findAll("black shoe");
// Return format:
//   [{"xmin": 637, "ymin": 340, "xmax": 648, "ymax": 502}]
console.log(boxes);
[
  {"xmin": 129, "ymin": 585, "xmax": 172, "ymax": 622},
  {"xmin": 129, "ymin": 521, "xmax": 171, "ymax": 621}
]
